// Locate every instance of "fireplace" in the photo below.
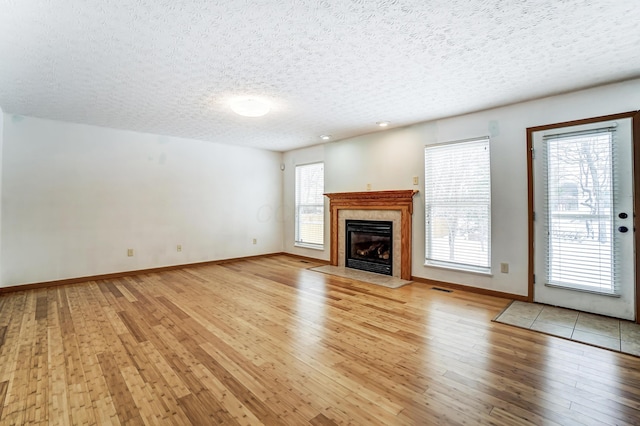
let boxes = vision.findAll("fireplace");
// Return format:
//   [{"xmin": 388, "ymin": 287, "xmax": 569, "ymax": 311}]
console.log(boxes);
[
  {"xmin": 325, "ymin": 190, "xmax": 418, "ymax": 280},
  {"xmin": 346, "ymin": 220, "xmax": 393, "ymax": 276}
]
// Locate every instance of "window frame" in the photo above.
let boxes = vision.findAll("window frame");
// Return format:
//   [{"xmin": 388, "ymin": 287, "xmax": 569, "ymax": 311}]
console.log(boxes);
[
  {"xmin": 542, "ymin": 127, "xmax": 618, "ymax": 294},
  {"xmin": 294, "ymin": 162, "xmax": 325, "ymax": 250},
  {"xmin": 424, "ymin": 137, "xmax": 492, "ymax": 274}
]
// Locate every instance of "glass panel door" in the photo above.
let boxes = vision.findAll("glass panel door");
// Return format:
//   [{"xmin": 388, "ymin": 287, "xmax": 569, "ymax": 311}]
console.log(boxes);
[{"xmin": 533, "ymin": 118, "xmax": 635, "ymax": 320}]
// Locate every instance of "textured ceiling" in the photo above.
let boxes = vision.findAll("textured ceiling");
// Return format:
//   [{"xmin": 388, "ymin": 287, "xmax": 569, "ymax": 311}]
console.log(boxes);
[{"xmin": 1, "ymin": 0, "xmax": 639, "ymax": 152}]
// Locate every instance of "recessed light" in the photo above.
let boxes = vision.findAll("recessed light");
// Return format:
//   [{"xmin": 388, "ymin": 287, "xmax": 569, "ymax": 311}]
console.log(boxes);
[
  {"xmin": 320, "ymin": 135, "xmax": 332, "ymax": 141},
  {"xmin": 377, "ymin": 121, "xmax": 390, "ymax": 127},
  {"xmin": 230, "ymin": 97, "xmax": 271, "ymax": 117}
]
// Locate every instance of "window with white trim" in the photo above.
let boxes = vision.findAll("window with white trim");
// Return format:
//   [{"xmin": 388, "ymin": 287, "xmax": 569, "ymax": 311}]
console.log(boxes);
[
  {"xmin": 425, "ymin": 137, "xmax": 491, "ymax": 272},
  {"xmin": 295, "ymin": 162, "xmax": 324, "ymax": 249}
]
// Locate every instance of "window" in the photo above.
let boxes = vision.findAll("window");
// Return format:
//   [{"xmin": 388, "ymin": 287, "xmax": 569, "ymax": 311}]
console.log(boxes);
[
  {"xmin": 424, "ymin": 138, "xmax": 491, "ymax": 272},
  {"xmin": 295, "ymin": 162, "xmax": 324, "ymax": 249},
  {"xmin": 543, "ymin": 128, "xmax": 617, "ymax": 293}
]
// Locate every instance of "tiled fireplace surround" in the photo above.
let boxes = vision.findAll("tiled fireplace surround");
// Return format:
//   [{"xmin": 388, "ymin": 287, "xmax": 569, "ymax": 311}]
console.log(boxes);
[{"xmin": 324, "ymin": 190, "xmax": 418, "ymax": 280}]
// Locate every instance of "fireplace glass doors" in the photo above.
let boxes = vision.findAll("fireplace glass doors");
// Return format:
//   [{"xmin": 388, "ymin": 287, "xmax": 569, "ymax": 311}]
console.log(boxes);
[{"xmin": 345, "ymin": 220, "xmax": 392, "ymax": 276}]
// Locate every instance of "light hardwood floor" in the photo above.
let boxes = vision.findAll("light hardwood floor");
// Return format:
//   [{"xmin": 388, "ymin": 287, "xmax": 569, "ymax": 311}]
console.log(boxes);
[{"xmin": 1, "ymin": 255, "xmax": 639, "ymax": 425}]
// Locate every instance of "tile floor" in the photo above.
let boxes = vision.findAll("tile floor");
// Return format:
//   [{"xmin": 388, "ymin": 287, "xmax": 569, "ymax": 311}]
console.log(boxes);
[{"xmin": 495, "ymin": 301, "xmax": 640, "ymax": 357}]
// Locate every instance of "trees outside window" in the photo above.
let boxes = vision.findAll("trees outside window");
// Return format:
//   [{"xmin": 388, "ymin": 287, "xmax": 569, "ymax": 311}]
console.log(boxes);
[
  {"xmin": 295, "ymin": 163, "xmax": 324, "ymax": 248},
  {"xmin": 424, "ymin": 138, "xmax": 491, "ymax": 272}
]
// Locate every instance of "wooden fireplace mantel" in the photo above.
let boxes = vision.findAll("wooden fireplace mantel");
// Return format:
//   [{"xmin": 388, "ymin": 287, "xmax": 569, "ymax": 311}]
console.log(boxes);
[{"xmin": 324, "ymin": 190, "xmax": 418, "ymax": 280}]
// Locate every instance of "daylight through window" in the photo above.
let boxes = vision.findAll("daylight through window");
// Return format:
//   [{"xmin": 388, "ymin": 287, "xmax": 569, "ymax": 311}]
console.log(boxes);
[
  {"xmin": 424, "ymin": 138, "xmax": 491, "ymax": 272},
  {"xmin": 543, "ymin": 128, "xmax": 617, "ymax": 293},
  {"xmin": 295, "ymin": 163, "xmax": 324, "ymax": 248}
]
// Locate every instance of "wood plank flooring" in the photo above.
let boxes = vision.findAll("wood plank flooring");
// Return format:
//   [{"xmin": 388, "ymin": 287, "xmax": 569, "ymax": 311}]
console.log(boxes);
[{"xmin": 1, "ymin": 254, "xmax": 639, "ymax": 424}]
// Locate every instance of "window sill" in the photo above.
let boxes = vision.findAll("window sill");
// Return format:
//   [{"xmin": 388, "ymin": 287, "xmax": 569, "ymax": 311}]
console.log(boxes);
[
  {"xmin": 424, "ymin": 261, "xmax": 493, "ymax": 277},
  {"xmin": 294, "ymin": 243, "xmax": 324, "ymax": 251}
]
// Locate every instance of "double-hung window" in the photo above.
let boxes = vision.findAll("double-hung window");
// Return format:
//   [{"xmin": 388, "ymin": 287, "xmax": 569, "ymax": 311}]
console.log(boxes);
[
  {"xmin": 424, "ymin": 137, "xmax": 491, "ymax": 273},
  {"xmin": 295, "ymin": 162, "xmax": 324, "ymax": 249}
]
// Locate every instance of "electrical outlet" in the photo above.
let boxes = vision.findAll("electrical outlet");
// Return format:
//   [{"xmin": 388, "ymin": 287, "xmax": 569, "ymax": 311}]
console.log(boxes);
[
  {"xmin": 177, "ymin": 244, "xmax": 182, "ymax": 252},
  {"xmin": 252, "ymin": 238, "xmax": 257, "ymax": 245},
  {"xmin": 127, "ymin": 248, "xmax": 134, "ymax": 257},
  {"xmin": 366, "ymin": 183, "xmax": 371, "ymax": 191},
  {"xmin": 413, "ymin": 176, "xmax": 419, "ymax": 185},
  {"xmin": 500, "ymin": 263, "xmax": 509, "ymax": 273}
]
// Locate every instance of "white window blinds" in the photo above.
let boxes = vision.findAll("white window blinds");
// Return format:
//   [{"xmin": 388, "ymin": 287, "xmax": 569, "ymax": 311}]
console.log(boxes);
[
  {"xmin": 425, "ymin": 138, "xmax": 491, "ymax": 272},
  {"xmin": 295, "ymin": 162, "xmax": 324, "ymax": 248},
  {"xmin": 542, "ymin": 128, "xmax": 618, "ymax": 294}
]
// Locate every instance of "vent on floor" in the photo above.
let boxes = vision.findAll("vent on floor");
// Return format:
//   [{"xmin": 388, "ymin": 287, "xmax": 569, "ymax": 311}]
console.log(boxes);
[{"xmin": 431, "ymin": 287, "xmax": 453, "ymax": 293}]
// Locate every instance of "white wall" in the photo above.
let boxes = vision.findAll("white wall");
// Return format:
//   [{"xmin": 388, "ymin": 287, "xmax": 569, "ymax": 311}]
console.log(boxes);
[
  {"xmin": 282, "ymin": 144, "xmax": 330, "ymax": 260},
  {"xmin": 284, "ymin": 78, "xmax": 640, "ymax": 297},
  {"xmin": 1, "ymin": 115, "xmax": 283, "ymax": 287}
]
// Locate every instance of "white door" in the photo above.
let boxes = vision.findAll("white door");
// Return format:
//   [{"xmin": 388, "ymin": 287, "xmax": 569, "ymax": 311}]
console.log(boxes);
[{"xmin": 533, "ymin": 117, "xmax": 635, "ymax": 320}]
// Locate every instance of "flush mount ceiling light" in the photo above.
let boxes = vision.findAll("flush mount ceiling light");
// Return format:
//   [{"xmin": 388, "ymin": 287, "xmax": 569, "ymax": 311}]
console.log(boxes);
[
  {"xmin": 377, "ymin": 121, "xmax": 390, "ymax": 127},
  {"xmin": 229, "ymin": 97, "xmax": 271, "ymax": 117},
  {"xmin": 320, "ymin": 134, "xmax": 332, "ymax": 141}
]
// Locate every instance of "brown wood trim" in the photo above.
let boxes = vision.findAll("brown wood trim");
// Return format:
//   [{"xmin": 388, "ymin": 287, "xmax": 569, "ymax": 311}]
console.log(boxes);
[
  {"xmin": 324, "ymin": 190, "xmax": 419, "ymax": 202},
  {"xmin": 410, "ymin": 276, "xmax": 529, "ymax": 302},
  {"xmin": 526, "ymin": 120, "xmax": 535, "ymax": 303},
  {"xmin": 526, "ymin": 110, "xmax": 640, "ymax": 321},
  {"xmin": 325, "ymin": 190, "xmax": 418, "ymax": 280},
  {"xmin": 527, "ymin": 111, "xmax": 638, "ymax": 133},
  {"xmin": 281, "ymin": 253, "xmax": 330, "ymax": 265},
  {"xmin": 634, "ymin": 111, "xmax": 640, "ymax": 323},
  {"xmin": 0, "ymin": 253, "xmax": 285, "ymax": 294}
]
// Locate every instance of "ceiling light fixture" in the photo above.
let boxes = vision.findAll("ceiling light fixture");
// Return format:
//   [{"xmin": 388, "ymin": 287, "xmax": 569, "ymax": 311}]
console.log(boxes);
[
  {"xmin": 230, "ymin": 97, "xmax": 271, "ymax": 117},
  {"xmin": 320, "ymin": 134, "xmax": 332, "ymax": 141},
  {"xmin": 377, "ymin": 121, "xmax": 390, "ymax": 127}
]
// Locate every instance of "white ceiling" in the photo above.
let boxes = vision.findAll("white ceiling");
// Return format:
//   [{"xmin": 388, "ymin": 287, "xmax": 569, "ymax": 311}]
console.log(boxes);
[{"xmin": 1, "ymin": 1, "xmax": 639, "ymax": 152}]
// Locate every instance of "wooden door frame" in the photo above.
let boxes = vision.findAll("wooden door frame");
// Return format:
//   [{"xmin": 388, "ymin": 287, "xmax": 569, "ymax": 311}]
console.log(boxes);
[{"xmin": 526, "ymin": 110, "xmax": 640, "ymax": 322}]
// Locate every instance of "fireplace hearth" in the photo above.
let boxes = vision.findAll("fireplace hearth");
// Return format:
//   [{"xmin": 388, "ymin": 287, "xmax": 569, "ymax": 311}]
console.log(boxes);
[{"xmin": 346, "ymin": 220, "xmax": 392, "ymax": 276}]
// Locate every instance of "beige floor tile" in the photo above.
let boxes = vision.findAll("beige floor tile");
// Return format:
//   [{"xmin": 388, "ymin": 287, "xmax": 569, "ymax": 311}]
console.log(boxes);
[
  {"xmin": 537, "ymin": 306, "xmax": 579, "ymax": 328},
  {"xmin": 505, "ymin": 301, "xmax": 544, "ymax": 320},
  {"xmin": 572, "ymin": 329, "xmax": 620, "ymax": 351},
  {"xmin": 493, "ymin": 301, "xmax": 640, "ymax": 358},
  {"xmin": 496, "ymin": 312, "xmax": 535, "ymax": 329},
  {"xmin": 620, "ymin": 321, "xmax": 640, "ymax": 343},
  {"xmin": 575, "ymin": 313, "xmax": 620, "ymax": 339},
  {"xmin": 310, "ymin": 265, "xmax": 412, "ymax": 288},
  {"xmin": 621, "ymin": 340, "xmax": 640, "ymax": 357},
  {"xmin": 531, "ymin": 320, "xmax": 574, "ymax": 339}
]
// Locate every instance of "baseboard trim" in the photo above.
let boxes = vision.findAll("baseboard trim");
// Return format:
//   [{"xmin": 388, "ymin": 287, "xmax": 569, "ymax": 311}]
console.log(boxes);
[
  {"xmin": 0, "ymin": 253, "xmax": 287, "ymax": 294},
  {"xmin": 410, "ymin": 276, "xmax": 529, "ymax": 301},
  {"xmin": 281, "ymin": 252, "xmax": 331, "ymax": 264},
  {"xmin": 4, "ymin": 255, "xmax": 519, "ymax": 298}
]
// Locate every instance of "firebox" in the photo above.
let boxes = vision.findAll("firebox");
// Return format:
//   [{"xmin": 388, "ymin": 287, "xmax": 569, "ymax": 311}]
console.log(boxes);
[{"xmin": 345, "ymin": 220, "xmax": 392, "ymax": 276}]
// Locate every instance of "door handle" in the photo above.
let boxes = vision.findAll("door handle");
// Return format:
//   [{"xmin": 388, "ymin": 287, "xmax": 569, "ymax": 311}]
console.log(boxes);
[
  {"xmin": 618, "ymin": 226, "xmax": 629, "ymax": 233},
  {"xmin": 618, "ymin": 212, "xmax": 628, "ymax": 219}
]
